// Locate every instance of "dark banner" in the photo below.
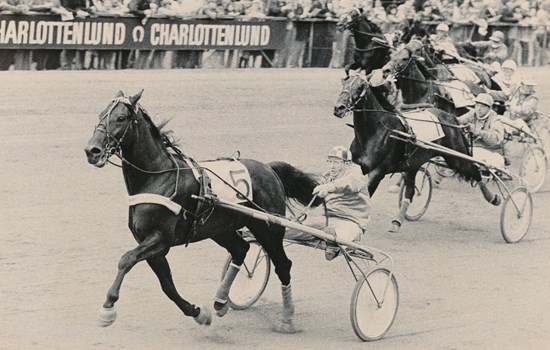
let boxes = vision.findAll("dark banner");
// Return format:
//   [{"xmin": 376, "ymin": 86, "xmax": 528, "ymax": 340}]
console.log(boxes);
[{"xmin": 0, "ymin": 14, "xmax": 288, "ymax": 50}]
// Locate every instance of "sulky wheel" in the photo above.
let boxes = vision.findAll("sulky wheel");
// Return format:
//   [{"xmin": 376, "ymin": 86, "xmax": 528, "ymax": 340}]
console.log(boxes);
[
  {"xmin": 398, "ymin": 166, "xmax": 433, "ymax": 221},
  {"xmin": 500, "ymin": 187, "xmax": 533, "ymax": 243},
  {"xmin": 535, "ymin": 126, "xmax": 550, "ymax": 157},
  {"xmin": 519, "ymin": 146, "xmax": 547, "ymax": 193},
  {"xmin": 350, "ymin": 268, "xmax": 399, "ymax": 342},
  {"xmin": 221, "ymin": 237, "xmax": 271, "ymax": 310}
]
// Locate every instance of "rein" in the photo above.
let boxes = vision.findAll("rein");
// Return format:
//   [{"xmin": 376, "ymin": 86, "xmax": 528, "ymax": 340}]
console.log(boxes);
[{"xmin": 95, "ymin": 98, "xmax": 183, "ymax": 199}]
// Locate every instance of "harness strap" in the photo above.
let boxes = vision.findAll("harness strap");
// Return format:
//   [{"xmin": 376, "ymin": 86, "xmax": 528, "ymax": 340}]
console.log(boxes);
[
  {"xmin": 127, "ymin": 193, "xmax": 182, "ymax": 215},
  {"xmin": 184, "ymin": 157, "xmax": 215, "ymax": 246}
]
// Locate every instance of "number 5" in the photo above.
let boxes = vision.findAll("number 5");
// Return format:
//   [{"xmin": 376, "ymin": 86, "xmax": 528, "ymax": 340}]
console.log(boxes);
[{"xmin": 229, "ymin": 169, "xmax": 251, "ymax": 199}]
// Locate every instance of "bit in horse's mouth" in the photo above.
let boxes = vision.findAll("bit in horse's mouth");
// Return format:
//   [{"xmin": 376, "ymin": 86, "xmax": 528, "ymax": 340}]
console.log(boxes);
[{"xmin": 94, "ymin": 152, "xmax": 109, "ymax": 168}]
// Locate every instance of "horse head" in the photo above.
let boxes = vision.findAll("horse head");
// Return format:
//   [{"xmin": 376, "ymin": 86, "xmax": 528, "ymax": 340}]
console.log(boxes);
[
  {"xmin": 334, "ymin": 71, "xmax": 369, "ymax": 118},
  {"xmin": 84, "ymin": 90, "xmax": 143, "ymax": 167},
  {"xmin": 388, "ymin": 45, "xmax": 416, "ymax": 76},
  {"xmin": 336, "ymin": 7, "xmax": 363, "ymax": 32}
]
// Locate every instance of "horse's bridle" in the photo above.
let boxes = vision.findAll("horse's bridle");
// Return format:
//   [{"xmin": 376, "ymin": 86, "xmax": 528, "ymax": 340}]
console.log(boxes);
[
  {"xmin": 339, "ymin": 74, "xmax": 369, "ymax": 113},
  {"xmin": 94, "ymin": 97, "xmax": 139, "ymax": 160},
  {"xmin": 389, "ymin": 49, "xmax": 415, "ymax": 77}
]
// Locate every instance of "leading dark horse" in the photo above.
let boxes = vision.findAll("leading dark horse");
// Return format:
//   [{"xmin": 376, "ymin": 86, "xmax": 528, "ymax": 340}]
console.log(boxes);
[
  {"xmin": 84, "ymin": 91, "xmax": 321, "ymax": 332},
  {"xmin": 333, "ymin": 73, "xmax": 501, "ymax": 232},
  {"xmin": 336, "ymin": 8, "xmax": 391, "ymax": 76}
]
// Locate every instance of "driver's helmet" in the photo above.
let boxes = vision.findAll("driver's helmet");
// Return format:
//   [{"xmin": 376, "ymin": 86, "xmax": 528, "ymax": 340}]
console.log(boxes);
[
  {"xmin": 328, "ymin": 146, "xmax": 352, "ymax": 162},
  {"xmin": 475, "ymin": 93, "xmax": 494, "ymax": 107},
  {"xmin": 489, "ymin": 31, "xmax": 505, "ymax": 43},
  {"xmin": 520, "ymin": 80, "xmax": 536, "ymax": 94},
  {"xmin": 501, "ymin": 59, "xmax": 517, "ymax": 71},
  {"xmin": 435, "ymin": 23, "xmax": 449, "ymax": 32}
]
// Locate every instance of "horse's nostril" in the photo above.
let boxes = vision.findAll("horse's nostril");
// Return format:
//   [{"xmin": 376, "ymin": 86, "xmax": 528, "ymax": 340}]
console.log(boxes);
[{"xmin": 85, "ymin": 146, "xmax": 102, "ymax": 157}]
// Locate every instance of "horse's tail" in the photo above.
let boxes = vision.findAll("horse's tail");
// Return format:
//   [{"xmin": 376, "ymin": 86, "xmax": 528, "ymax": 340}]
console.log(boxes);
[{"xmin": 269, "ymin": 161, "xmax": 324, "ymax": 207}]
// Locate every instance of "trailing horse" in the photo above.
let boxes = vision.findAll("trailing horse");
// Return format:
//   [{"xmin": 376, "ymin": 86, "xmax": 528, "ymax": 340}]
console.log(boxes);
[
  {"xmin": 333, "ymin": 73, "xmax": 501, "ymax": 232},
  {"xmin": 84, "ymin": 90, "xmax": 321, "ymax": 332},
  {"xmin": 336, "ymin": 7, "xmax": 391, "ymax": 76}
]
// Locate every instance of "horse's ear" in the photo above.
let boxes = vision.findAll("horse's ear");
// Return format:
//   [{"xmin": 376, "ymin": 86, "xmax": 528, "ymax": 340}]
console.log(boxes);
[
  {"xmin": 115, "ymin": 90, "xmax": 124, "ymax": 98},
  {"xmin": 130, "ymin": 89, "xmax": 144, "ymax": 106}
]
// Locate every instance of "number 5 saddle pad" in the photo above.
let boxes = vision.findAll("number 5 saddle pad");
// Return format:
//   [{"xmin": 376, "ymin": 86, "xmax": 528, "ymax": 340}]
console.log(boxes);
[{"xmin": 186, "ymin": 158, "xmax": 253, "ymax": 203}]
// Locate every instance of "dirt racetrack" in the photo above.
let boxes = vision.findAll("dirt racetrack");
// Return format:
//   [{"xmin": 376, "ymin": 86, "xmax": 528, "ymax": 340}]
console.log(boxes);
[{"xmin": 1, "ymin": 68, "xmax": 549, "ymax": 350}]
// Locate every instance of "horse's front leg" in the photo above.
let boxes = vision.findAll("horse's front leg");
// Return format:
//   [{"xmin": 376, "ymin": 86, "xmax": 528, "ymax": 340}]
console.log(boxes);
[
  {"xmin": 99, "ymin": 230, "xmax": 168, "ymax": 327},
  {"xmin": 147, "ymin": 256, "xmax": 211, "ymax": 326},
  {"xmin": 388, "ymin": 170, "xmax": 415, "ymax": 233},
  {"xmin": 366, "ymin": 167, "xmax": 386, "ymax": 196}
]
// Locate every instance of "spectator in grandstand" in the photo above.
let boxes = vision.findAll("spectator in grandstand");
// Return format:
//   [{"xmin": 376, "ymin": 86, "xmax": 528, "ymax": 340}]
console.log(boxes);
[
  {"xmin": 307, "ymin": 0, "xmax": 333, "ymax": 18},
  {"xmin": 224, "ymin": 0, "xmax": 240, "ymax": 16},
  {"xmin": 97, "ymin": 0, "xmax": 128, "ymax": 14},
  {"xmin": 243, "ymin": 0, "xmax": 264, "ymax": 18},
  {"xmin": 483, "ymin": 0, "xmax": 502, "ymax": 23},
  {"xmin": 383, "ymin": 4, "xmax": 401, "ymax": 35},
  {"xmin": 419, "ymin": 2, "xmax": 442, "ymax": 21},
  {"xmin": 267, "ymin": 0, "xmax": 287, "ymax": 16},
  {"xmin": 399, "ymin": 11, "xmax": 429, "ymax": 43},
  {"xmin": 468, "ymin": 30, "xmax": 509, "ymax": 64},
  {"xmin": 54, "ymin": 0, "xmax": 97, "ymax": 70},
  {"xmin": 0, "ymin": 0, "xmax": 29, "ymax": 13},
  {"xmin": 452, "ymin": 3, "xmax": 475, "ymax": 25},
  {"xmin": 396, "ymin": 0, "xmax": 414, "ymax": 21},
  {"xmin": 1, "ymin": 0, "xmax": 63, "ymax": 70},
  {"xmin": 237, "ymin": 0, "xmax": 266, "ymax": 68},
  {"xmin": 199, "ymin": 0, "xmax": 224, "ymax": 18},
  {"xmin": 370, "ymin": 0, "xmax": 387, "ymax": 26},
  {"xmin": 128, "ymin": 0, "xmax": 160, "ymax": 68},
  {"xmin": 173, "ymin": 0, "xmax": 202, "ymax": 16},
  {"xmin": 285, "ymin": 146, "xmax": 371, "ymax": 261},
  {"xmin": 93, "ymin": 0, "xmax": 129, "ymax": 69},
  {"xmin": 499, "ymin": 0, "xmax": 523, "ymax": 23},
  {"xmin": 156, "ymin": 0, "xmax": 176, "ymax": 16}
]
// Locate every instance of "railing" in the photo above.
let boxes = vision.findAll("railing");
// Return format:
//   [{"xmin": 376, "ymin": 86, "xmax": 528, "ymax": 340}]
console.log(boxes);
[{"xmin": 0, "ymin": 13, "xmax": 548, "ymax": 69}]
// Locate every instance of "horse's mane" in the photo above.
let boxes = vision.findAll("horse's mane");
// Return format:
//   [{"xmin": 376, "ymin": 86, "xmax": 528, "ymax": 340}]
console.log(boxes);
[
  {"xmin": 370, "ymin": 85, "xmax": 398, "ymax": 113},
  {"xmin": 138, "ymin": 106, "xmax": 184, "ymax": 155},
  {"xmin": 350, "ymin": 8, "xmax": 384, "ymax": 35},
  {"xmin": 363, "ymin": 17, "xmax": 384, "ymax": 35}
]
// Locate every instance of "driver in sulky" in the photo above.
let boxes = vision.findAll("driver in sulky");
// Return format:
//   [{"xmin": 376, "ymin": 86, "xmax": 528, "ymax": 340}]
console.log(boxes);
[
  {"xmin": 285, "ymin": 146, "xmax": 371, "ymax": 261},
  {"xmin": 458, "ymin": 93, "xmax": 506, "ymax": 169}
]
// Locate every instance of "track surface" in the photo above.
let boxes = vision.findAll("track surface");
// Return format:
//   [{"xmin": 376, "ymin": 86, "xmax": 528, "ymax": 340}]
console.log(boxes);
[{"xmin": 1, "ymin": 68, "xmax": 549, "ymax": 349}]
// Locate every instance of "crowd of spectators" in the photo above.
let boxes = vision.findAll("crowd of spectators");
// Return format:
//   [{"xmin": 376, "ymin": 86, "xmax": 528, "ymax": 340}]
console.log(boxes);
[{"xmin": 1, "ymin": 0, "xmax": 550, "ymax": 69}]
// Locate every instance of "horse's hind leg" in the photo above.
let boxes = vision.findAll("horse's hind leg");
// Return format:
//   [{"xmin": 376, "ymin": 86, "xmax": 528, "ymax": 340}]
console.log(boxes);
[
  {"xmin": 147, "ymin": 256, "xmax": 211, "ymax": 325},
  {"xmin": 247, "ymin": 222, "xmax": 296, "ymax": 333},
  {"xmin": 210, "ymin": 231, "xmax": 250, "ymax": 317},
  {"xmin": 479, "ymin": 180, "xmax": 501, "ymax": 205},
  {"xmin": 388, "ymin": 170, "xmax": 415, "ymax": 233}
]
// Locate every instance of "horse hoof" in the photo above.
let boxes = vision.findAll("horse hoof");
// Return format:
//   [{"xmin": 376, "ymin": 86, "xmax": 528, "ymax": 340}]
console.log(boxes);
[
  {"xmin": 194, "ymin": 306, "xmax": 212, "ymax": 326},
  {"xmin": 272, "ymin": 320, "xmax": 298, "ymax": 334},
  {"xmin": 98, "ymin": 306, "xmax": 117, "ymax": 327},
  {"xmin": 387, "ymin": 221, "xmax": 401, "ymax": 233},
  {"xmin": 214, "ymin": 301, "xmax": 229, "ymax": 318}
]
